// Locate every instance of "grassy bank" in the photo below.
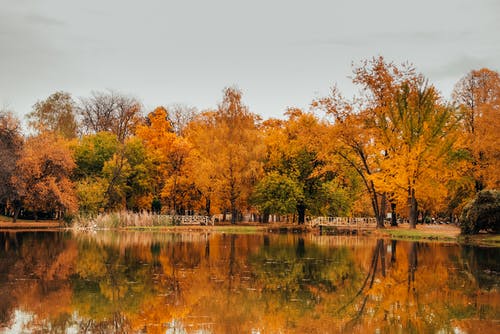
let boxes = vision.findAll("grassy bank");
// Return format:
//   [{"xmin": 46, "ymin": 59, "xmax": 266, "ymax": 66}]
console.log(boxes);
[
  {"xmin": 0, "ymin": 214, "xmax": 61, "ymax": 229},
  {"xmin": 458, "ymin": 234, "xmax": 500, "ymax": 247},
  {"xmin": 2, "ymin": 212, "xmax": 498, "ymax": 247},
  {"xmin": 377, "ymin": 228, "xmax": 457, "ymax": 242},
  {"xmin": 374, "ymin": 224, "xmax": 500, "ymax": 247},
  {"xmin": 124, "ymin": 225, "xmax": 263, "ymax": 233}
]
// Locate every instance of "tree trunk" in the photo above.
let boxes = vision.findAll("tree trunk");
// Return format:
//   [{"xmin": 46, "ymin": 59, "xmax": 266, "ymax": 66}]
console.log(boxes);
[
  {"xmin": 230, "ymin": 204, "xmax": 237, "ymax": 225},
  {"xmin": 378, "ymin": 192, "xmax": 387, "ymax": 228},
  {"xmin": 369, "ymin": 182, "xmax": 384, "ymax": 229},
  {"xmin": 12, "ymin": 201, "xmax": 21, "ymax": 223},
  {"xmin": 205, "ymin": 197, "xmax": 211, "ymax": 216},
  {"xmin": 13, "ymin": 206, "xmax": 20, "ymax": 223},
  {"xmin": 297, "ymin": 203, "xmax": 306, "ymax": 225},
  {"xmin": 390, "ymin": 202, "xmax": 398, "ymax": 226},
  {"xmin": 262, "ymin": 210, "xmax": 270, "ymax": 224},
  {"xmin": 408, "ymin": 187, "xmax": 418, "ymax": 229}
]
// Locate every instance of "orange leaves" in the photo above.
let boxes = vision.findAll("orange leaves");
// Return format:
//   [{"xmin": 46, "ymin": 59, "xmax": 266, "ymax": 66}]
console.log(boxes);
[
  {"xmin": 315, "ymin": 58, "xmax": 461, "ymax": 226},
  {"xmin": 1, "ymin": 64, "xmax": 496, "ymax": 220},
  {"xmin": 136, "ymin": 106, "xmax": 177, "ymax": 161},
  {"xmin": 185, "ymin": 88, "xmax": 264, "ymax": 219},
  {"xmin": 453, "ymin": 68, "xmax": 500, "ymax": 191},
  {"xmin": 14, "ymin": 133, "xmax": 77, "ymax": 214},
  {"xmin": 136, "ymin": 106, "xmax": 199, "ymax": 213}
]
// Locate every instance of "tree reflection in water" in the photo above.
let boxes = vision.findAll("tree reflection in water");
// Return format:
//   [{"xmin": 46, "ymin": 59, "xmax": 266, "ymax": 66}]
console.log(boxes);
[{"xmin": 0, "ymin": 231, "xmax": 498, "ymax": 333}]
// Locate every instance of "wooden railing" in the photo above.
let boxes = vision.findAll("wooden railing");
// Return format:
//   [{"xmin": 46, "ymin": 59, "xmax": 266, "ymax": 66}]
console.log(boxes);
[
  {"xmin": 308, "ymin": 216, "xmax": 377, "ymax": 227},
  {"xmin": 166, "ymin": 215, "xmax": 213, "ymax": 226}
]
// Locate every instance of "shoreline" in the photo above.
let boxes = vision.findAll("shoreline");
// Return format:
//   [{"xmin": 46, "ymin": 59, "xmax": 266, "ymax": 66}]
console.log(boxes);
[{"xmin": 1, "ymin": 220, "xmax": 498, "ymax": 246}]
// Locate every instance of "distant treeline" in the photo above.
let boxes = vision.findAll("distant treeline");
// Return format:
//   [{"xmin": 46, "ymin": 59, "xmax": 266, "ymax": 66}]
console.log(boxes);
[{"xmin": 0, "ymin": 57, "xmax": 498, "ymax": 227}]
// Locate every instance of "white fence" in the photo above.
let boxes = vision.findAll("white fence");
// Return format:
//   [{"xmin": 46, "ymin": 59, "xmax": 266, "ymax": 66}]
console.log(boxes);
[
  {"xmin": 164, "ymin": 215, "xmax": 213, "ymax": 226},
  {"xmin": 308, "ymin": 216, "xmax": 377, "ymax": 227}
]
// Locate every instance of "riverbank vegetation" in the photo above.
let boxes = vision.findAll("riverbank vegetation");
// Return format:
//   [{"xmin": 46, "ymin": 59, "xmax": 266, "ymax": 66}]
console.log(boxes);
[{"xmin": 0, "ymin": 58, "xmax": 498, "ymax": 231}]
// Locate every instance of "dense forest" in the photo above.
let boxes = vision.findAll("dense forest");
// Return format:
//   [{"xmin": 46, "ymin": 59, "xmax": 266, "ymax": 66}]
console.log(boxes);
[{"xmin": 0, "ymin": 58, "xmax": 498, "ymax": 227}]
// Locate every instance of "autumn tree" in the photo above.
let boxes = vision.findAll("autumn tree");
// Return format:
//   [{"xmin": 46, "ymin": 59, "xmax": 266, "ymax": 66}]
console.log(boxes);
[
  {"xmin": 136, "ymin": 106, "xmax": 198, "ymax": 214},
  {"xmin": 27, "ymin": 91, "xmax": 78, "ymax": 139},
  {"xmin": 13, "ymin": 133, "xmax": 77, "ymax": 219},
  {"xmin": 186, "ymin": 88, "xmax": 264, "ymax": 223},
  {"xmin": 314, "ymin": 86, "xmax": 388, "ymax": 228},
  {"xmin": 0, "ymin": 110, "xmax": 23, "ymax": 220},
  {"xmin": 254, "ymin": 110, "xmax": 346, "ymax": 224},
  {"xmin": 166, "ymin": 104, "xmax": 199, "ymax": 136},
  {"xmin": 357, "ymin": 61, "xmax": 457, "ymax": 228},
  {"xmin": 160, "ymin": 136, "xmax": 199, "ymax": 214},
  {"xmin": 452, "ymin": 68, "xmax": 500, "ymax": 192},
  {"xmin": 316, "ymin": 57, "xmax": 457, "ymax": 228},
  {"xmin": 78, "ymin": 91, "xmax": 143, "ymax": 142},
  {"xmin": 185, "ymin": 111, "xmax": 220, "ymax": 215}
]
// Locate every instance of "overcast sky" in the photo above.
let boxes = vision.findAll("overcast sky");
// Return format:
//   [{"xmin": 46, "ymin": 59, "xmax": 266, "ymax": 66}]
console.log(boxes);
[{"xmin": 1, "ymin": 0, "xmax": 499, "ymax": 120}]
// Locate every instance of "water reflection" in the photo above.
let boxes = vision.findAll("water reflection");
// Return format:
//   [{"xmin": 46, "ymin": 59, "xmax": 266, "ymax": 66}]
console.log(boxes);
[{"xmin": 0, "ymin": 231, "xmax": 498, "ymax": 333}]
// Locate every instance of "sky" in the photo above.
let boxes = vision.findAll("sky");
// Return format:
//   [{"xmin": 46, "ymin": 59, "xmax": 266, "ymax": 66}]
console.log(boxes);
[{"xmin": 1, "ymin": 0, "xmax": 499, "ymax": 121}]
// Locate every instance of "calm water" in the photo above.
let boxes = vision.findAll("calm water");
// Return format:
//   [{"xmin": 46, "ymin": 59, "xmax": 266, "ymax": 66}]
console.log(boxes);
[{"xmin": 0, "ymin": 231, "xmax": 498, "ymax": 334}]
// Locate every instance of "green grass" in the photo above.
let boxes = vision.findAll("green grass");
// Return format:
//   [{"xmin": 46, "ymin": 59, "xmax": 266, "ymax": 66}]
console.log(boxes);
[
  {"xmin": 213, "ymin": 226, "xmax": 261, "ymax": 233},
  {"xmin": 382, "ymin": 229, "xmax": 457, "ymax": 242},
  {"xmin": 458, "ymin": 234, "xmax": 500, "ymax": 247},
  {"xmin": 123, "ymin": 225, "xmax": 262, "ymax": 233},
  {"xmin": 482, "ymin": 235, "xmax": 500, "ymax": 246},
  {"xmin": 0, "ymin": 215, "xmax": 13, "ymax": 222},
  {"xmin": 0, "ymin": 214, "xmax": 57, "ymax": 224},
  {"xmin": 486, "ymin": 235, "xmax": 500, "ymax": 242}
]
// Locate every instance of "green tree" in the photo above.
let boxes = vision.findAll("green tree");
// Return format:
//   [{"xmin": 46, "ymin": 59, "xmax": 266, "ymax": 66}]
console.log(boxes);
[
  {"xmin": 251, "ymin": 171, "xmax": 302, "ymax": 223},
  {"xmin": 73, "ymin": 132, "xmax": 153, "ymax": 212},
  {"xmin": 260, "ymin": 109, "xmax": 336, "ymax": 224},
  {"xmin": 73, "ymin": 132, "xmax": 119, "ymax": 179},
  {"xmin": 75, "ymin": 177, "xmax": 107, "ymax": 215},
  {"xmin": 101, "ymin": 138, "xmax": 153, "ymax": 211},
  {"xmin": 459, "ymin": 189, "xmax": 499, "ymax": 234}
]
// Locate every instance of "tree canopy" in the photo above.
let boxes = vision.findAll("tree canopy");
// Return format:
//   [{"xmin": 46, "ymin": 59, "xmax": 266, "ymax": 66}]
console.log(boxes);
[{"xmin": 1, "ymin": 60, "xmax": 498, "ymax": 228}]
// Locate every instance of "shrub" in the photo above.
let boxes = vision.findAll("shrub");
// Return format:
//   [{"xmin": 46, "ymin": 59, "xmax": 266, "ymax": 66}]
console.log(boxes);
[
  {"xmin": 459, "ymin": 190, "xmax": 500, "ymax": 234},
  {"xmin": 62, "ymin": 213, "xmax": 75, "ymax": 226}
]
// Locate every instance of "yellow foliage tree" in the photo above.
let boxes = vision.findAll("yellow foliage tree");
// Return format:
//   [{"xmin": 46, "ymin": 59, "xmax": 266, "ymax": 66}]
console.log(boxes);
[
  {"xmin": 136, "ymin": 106, "xmax": 198, "ymax": 214},
  {"xmin": 452, "ymin": 68, "xmax": 500, "ymax": 191},
  {"xmin": 186, "ymin": 87, "xmax": 264, "ymax": 222},
  {"xmin": 316, "ymin": 57, "xmax": 458, "ymax": 228}
]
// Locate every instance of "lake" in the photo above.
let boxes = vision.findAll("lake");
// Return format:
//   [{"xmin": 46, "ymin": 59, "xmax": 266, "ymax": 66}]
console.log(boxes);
[{"xmin": 0, "ymin": 231, "xmax": 498, "ymax": 333}]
